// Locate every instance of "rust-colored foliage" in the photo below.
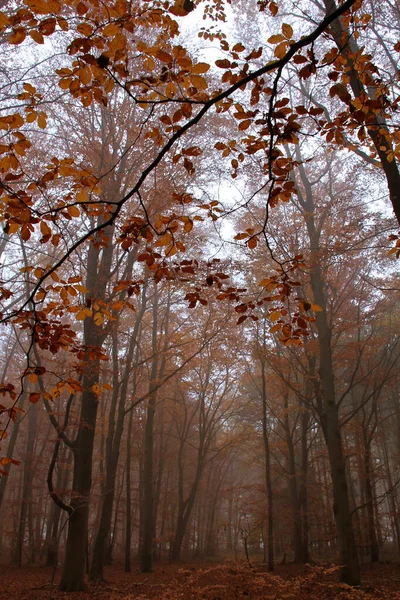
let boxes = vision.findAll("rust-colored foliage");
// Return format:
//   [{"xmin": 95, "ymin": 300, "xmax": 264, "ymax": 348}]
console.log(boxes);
[{"xmin": 1, "ymin": 563, "xmax": 400, "ymax": 599}]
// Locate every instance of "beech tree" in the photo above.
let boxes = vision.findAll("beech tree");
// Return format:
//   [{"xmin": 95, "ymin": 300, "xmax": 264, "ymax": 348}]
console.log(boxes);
[{"xmin": 0, "ymin": 0, "xmax": 399, "ymax": 592}]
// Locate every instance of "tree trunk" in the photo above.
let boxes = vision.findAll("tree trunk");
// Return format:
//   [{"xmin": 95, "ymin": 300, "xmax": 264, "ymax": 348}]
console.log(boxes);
[
  {"xmin": 59, "ymin": 224, "xmax": 113, "ymax": 591},
  {"xmin": 90, "ymin": 255, "xmax": 139, "ymax": 581},
  {"xmin": 59, "ymin": 370, "xmax": 100, "ymax": 591},
  {"xmin": 124, "ymin": 407, "xmax": 134, "ymax": 572},
  {"xmin": 141, "ymin": 388, "xmax": 157, "ymax": 572},
  {"xmin": 12, "ymin": 397, "xmax": 36, "ymax": 567},
  {"xmin": 260, "ymin": 356, "xmax": 274, "ymax": 571},
  {"xmin": 364, "ymin": 442, "xmax": 379, "ymax": 562},
  {"xmin": 283, "ymin": 394, "xmax": 305, "ymax": 563},
  {"xmin": 0, "ymin": 392, "xmax": 26, "ymax": 511},
  {"xmin": 140, "ymin": 287, "xmax": 160, "ymax": 573},
  {"xmin": 291, "ymin": 146, "xmax": 360, "ymax": 585}
]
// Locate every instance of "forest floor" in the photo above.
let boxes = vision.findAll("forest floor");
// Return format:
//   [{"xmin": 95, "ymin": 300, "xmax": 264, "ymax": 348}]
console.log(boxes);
[{"xmin": 0, "ymin": 561, "xmax": 400, "ymax": 600}]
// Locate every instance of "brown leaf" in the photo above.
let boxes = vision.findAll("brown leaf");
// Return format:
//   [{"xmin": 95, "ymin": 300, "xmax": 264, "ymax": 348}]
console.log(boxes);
[
  {"xmin": 282, "ymin": 23, "xmax": 293, "ymax": 39},
  {"xmin": 274, "ymin": 42, "xmax": 288, "ymax": 59},
  {"xmin": 9, "ymin": 28, "xmax": 26, "ymax": 44}
]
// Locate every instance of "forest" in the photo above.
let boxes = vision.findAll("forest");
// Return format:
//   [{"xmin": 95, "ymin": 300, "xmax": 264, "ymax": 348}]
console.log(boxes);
[{"xmin": 0, "ymin": 0, "xmax": 400, "ymax": 598}]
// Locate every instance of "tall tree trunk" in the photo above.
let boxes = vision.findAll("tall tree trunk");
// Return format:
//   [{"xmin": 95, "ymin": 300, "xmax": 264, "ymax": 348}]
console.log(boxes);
[
  {"xmin": 0, "ymin": 393, "xmax": 26, "ymax": 511},
  {"xmin": 124, "ymin": 407, "xmax": 134, "ymax": 572},
  {"xmin": 299, "ymin": 406, "xmax": 310, "ymax": 562},
  {"xmin": 90, "ymin": 255, "xmax": 139, "ymax": 581},
  {"xmin": 260, "ymin": 358, "xmax": 274, "ymax": 571},
  {"xmin": 140, "ymin": 287, "xmax": 160, "ymax": 572},
  {"xmin": 291, "ymin": 147, "xmax": 360, "ymax": 585},
  {"xmin": 140, "ymin": 285, "xmax": 171, "ymax": 571},
  {"xmin": 12, "ymin": 397, "xmax": 36, "ymax": 567},
  {"xmin": 283, "ymin": 393, "xmax": 304, "ymax": 563},
  {"xmin": 46, "ymin": 447, "xmax": 71, "ymax": 567},
  {"xmin": 59, "ymin": 224, "xmax": 113, "ymax": 591},
  {"xmin": 140, "ymin": 389, "xmax": 157, "ymax": 572},
  {"xmin": 59, "ymin": 363, "xmax": 100, "ymax": 590},
  {"xmin": 363, "ymin": 435, "xmax": 379, "ymax": 563},
  {"xmin": 309, "ymin": 239, "xmax": 360, "ymax": 585}
]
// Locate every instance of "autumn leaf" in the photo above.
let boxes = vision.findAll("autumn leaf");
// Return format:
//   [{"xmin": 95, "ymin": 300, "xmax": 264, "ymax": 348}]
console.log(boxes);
[
  {"xmin": 156, "ymin": 50, "xmax": 173, "ymax": 63},
  {"xmin": 76, "ymin": 308, "xmax": 92, "ymax": 320},
  {"xmin": 192, "ymin": 63, "xmax": 210, "ymax": 74},
  {"xmin": 37, "ymin": 112, "xmax": 47, "ymax": 129},
  {"xmin": 93, "ymin": 312, "xmax": 104, "ymax": 326},
  {"xmin": 311, "ymin": 303, "xmax": 323, "ymax": 312},
  {"xmin": 189, "ymin": 75, "xmax": 208, "ymax": 90},
  {"xmin": 215, "ymin": 59, "xmax": 231, "ymax": 69},
  {"xmin": 9, "ymin": 28, "xmax": 26, "ymax": 44},
  {"xmin": 269, "ymin": 311, "xmax": 281, "ymax": 322},
  {"xmin": 282, "ymin": 23, "xmax": 293, "ymax": 39},
  {"xmin": 111, "ymin": 300, "xmax": 124, "ymax": 311},
  {"xmin": 274, "ymin": 42, "xmax": 288, "ymax": 59},
  {"xmin": 30, "ymin": 30, "xmax": 44, "ymax": 44},
  {"xmin": 67, "ymin": 205, "xmax": 80, "ymax": 217},
  {"xmin": 102, "ymin": 23, "xmax": 120, "ymax": 36},
  {"xmin": 268, "ymin": 34, "xmax": 284, "ymax": 44},
  {"xmin": 170, "ymin": 0, "xmax": 194, "ymax": 17},
  {"xmin": 0, "ymin": 11, "xmax": 9, "ymax": 29},
  {"xmin": 269, "ymin": 2, "xmax": 278, "ymax": 15}
]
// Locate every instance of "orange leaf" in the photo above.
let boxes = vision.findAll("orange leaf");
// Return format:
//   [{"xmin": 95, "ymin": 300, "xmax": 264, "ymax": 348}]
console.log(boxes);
[
  {"xmin": 6, "ymin": 222, "xmax": 20, "ymax": 234},
  {"xmin": 282, "ymin": 23, "xmax": 293, "ymax": 39},
  {"xmin": 77, "ymin": 22, "xmax": 92, "ymax": 36},
  {"xmin": 21, "ymin": 224, "xmax": 31, "ymax": 241},
  {"xmin": 67, "ymin": 205, "xmax": 80, "ymax": 217},
  {"xmin": 215, "ymin": 59, "xmax": 231, "ymax": 69},
  {"xmin": 9, "ymin": 28, "xmax": 26, "ymax": 44},
  {"xmin": 154, "ymin": 232, "xmax": 172, "ymax": 247},
  {"xmin": 311, "ymin": 303, "xmax": 323, "ymax": 312},
  {"xmin": 274, "ymin": 42, "xmax": 288, "ymax": 59},
  {"xmin": 156, "ymin": 50, "xmax": 173, "ymax": 63},
  {"xmin": 37, "ymin": 113, "xmax": 47, "ymax": 129},
  {"xmin": 26, "ymin": 111, "xmax": 37, "ymax": 123},
  {"xmin": 78, "ymin": 67, "xmax": 91, "ymax": 85},
  {"xmin": 269, "ymin": 311, "xmax": 281, "ymax": 322},
  {"xmin": 30, "ymin": 30, "xmax": 44, "ymax": 44},
  {"xmin": 91, "ymin": 383, "xmax": 101, "ymax": 396},
  {"xmin": 190, "ymin": 75, "xmax": 208, "ymax": 90},
  {"xmin": 0, "ymin": 12, "xmax": 10, "ymax": 29},
  {"xmin": 111, "ymin": 300, "xmax": 124, "ymax": 311},
  {"xmin": 268, "ymin": 34, "xmax": 284, "ymax": 44},
  {"xmin": 40, "ymin": 221, "xmax": 51, "ymax": 236},
  {"xmin": 238, "ymin": 119, "xmax": 251, "ymax": 131},
  {"xmin": 102, "ymin": 23, "xmax": 120, "ymax": 36},
  {"xmin": 192, "ymin": 62, "xmax": 210, "ymax": 74},
  {"xmin": 269, "ymin": 2, "xmax": 278, "ymax": 15},
  {"xmin": 94, "ymin": 312, "xmax": 103, "ymax": 326}
]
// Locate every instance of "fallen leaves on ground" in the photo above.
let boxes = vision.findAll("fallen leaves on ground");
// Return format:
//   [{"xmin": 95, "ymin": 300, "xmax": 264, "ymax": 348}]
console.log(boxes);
[{"xmin": 0, "ymin": 561, "xmax": 400, "ymax": 600}]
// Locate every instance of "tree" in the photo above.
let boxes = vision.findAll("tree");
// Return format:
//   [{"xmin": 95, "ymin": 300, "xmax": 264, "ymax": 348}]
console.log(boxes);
[{"xmin": 0, "ymin": 0, "xmax": 399, "ymax": 590}]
